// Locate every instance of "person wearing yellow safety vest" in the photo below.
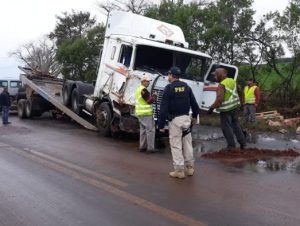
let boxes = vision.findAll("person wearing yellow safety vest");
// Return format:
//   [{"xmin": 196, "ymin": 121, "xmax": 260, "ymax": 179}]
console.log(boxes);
[
  {"xmin": 243, "ymin": 78, "xmax": 260, "ymax": 123},
  {"xmin": 208, "ymin": 68, "xmax": 246, "ymax": 151},
  {"xmin": 135, "ymin": 75, "xmax": 158, "ymax": 153}
]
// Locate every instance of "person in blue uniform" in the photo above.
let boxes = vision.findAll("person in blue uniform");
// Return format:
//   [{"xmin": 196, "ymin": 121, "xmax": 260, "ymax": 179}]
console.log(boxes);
[{"xmin": 159, "ymin": 66, "xmax": 199, "ymax": 179}]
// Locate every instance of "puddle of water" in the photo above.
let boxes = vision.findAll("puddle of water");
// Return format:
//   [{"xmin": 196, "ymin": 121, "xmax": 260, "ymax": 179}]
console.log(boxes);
[
  {"xmin": 192, "ymin": 126, "xmax": 300, "ymax": 174},
  {"xmin": 255, "ymin": 135, "xmax": 300, "ymax": 150},
  {"xmin": 192, "ymin": 127, "xmax": 300, "ymax": 152},
  {"xmin": 228, "ymin": 157, "xmax": 300, "ymax": 174},
  {"xmin": 192, "ymin": 132, "xmax": 223, "ymax": 141}
]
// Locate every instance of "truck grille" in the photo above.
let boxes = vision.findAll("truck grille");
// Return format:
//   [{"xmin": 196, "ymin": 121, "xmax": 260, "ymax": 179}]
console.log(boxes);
[{"xmin": 151, "ymin": 88, "xmax": 164, "ymax": 120}]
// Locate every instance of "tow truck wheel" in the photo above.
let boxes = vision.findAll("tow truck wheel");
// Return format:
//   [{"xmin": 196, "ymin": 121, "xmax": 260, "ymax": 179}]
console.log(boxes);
[
  {"xmin": 96, "ymin": 102, "xmax": 112, "ymax": 137},
  {"xmin": 18, "ymin": 99, "xmax": 27, "ymax": 119},
  {"xmin": 25, "ymin": 99, "xmax": 33, "ymax": 118},
  {"xmin": 71, "ymin": 88, "xmax": 81, "ymax": 115},
  {"xmin": 63, "ymin": 85, "xmax": 70, "ymax": 106}
]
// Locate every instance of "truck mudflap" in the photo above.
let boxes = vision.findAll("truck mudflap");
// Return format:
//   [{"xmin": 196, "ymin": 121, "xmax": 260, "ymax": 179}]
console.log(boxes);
[{"xmin": 19, "ymin": 67, "xmax": 98, "ymax": 131}]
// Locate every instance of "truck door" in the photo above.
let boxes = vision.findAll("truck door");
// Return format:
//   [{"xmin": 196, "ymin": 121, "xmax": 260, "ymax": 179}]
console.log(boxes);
[
  {"xmin": 97, "ymin": 41, "xmax": 133, "ymax": 98},
  {"xmin": 110, "ymin": 44, "xmax": 133, "ymax": 97},
  {"xmin": 200, "ymin": 63, "xmax": 238, "ymax": 110}
]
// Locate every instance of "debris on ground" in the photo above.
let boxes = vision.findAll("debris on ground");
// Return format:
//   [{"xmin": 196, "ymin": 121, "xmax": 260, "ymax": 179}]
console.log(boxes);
[
  {"xmin": 256, "ymin": 111, "xmax": 284, "ymax": 121},
  {"xmin": 283, "ymin": 117, "xmax": 300, "ymax": 126},
  {"xmin": 279, "ymin": 128, "xmax": 289, "ymax": 134},
  {"xmin": 256, "ymin": 110, "xmax": 300, "ymax": 133},
  {"xmin": 202, "ymin": 148, "xmax": 299, "ymax": 160},
  {"xmin": 268, "ymin": 120, "xmax": 282, "ymax": 127}
]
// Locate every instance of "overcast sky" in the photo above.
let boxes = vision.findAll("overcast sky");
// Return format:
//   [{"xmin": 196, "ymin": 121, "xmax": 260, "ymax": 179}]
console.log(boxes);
[{"xmin": 0, "ymin": 0, "xmax": 289, "ymax": 79}]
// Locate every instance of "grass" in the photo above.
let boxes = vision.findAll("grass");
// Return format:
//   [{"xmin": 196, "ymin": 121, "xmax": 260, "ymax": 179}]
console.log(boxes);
[{"xmin": 238, "ymin": 63, "xmax": 300, "ymax": 92}]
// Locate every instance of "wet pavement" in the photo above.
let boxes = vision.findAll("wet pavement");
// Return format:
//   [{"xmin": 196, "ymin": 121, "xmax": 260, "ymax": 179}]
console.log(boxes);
[{"xmin": 0, "ymin": 115, "xmax": 300, "ymax": 226}]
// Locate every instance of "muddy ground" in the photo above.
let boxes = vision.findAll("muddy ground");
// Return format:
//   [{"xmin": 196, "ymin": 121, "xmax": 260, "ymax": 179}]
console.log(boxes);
[
  {"xmin": 202, "ymin": 148, "xmax": 300, "ymax": 159},
  {"xmin": 189, "ymin": 125, "xmax": 300, "ymax": 174}
]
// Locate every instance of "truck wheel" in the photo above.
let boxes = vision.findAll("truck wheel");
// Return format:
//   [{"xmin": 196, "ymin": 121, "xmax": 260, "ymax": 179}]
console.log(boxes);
[
  {"xmin": 18, "ymin": 99, "xmax": 27, "ymax": 119},
  {"xmin": 71, "ymin": 88, "xmax": 81, "ymax": 115},
  {"xmin": 25, "ymin": 98, "xmax": 43, "ymax": 118},
  {"xmin": 63, "ymin": 85, "xmax": 70, "ymax": 106},
  {"xmin": 25, "ymin": 99, "xmax": 33, "ymax": 118},
  {"xmin": 96, "ymin": 102, "xmax": 112, "ymax": 137}
]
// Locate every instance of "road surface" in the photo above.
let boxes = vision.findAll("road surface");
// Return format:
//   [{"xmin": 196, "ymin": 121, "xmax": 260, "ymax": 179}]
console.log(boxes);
[{"xmin": 0, "ymin": 115, "xmax": 299, "ymax": 226}]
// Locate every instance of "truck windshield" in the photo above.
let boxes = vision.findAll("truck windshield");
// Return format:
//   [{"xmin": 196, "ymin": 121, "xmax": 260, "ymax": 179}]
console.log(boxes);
[{"xmin": 134, "ymin": 45, "xmax": 211, "ymax": 81}]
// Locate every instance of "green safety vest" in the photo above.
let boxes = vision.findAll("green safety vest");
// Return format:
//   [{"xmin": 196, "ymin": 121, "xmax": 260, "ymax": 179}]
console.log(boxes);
[
  {"xmin": 244, "ymin": 85, "xmax": 257, "ymax": 104},
  {"xmin": 134, "ymin": 85, "xmax": 153, "ymax": 116},
  {"xmin": 218, "ymin": 78, "xmax": 240, "ymax": 112}
]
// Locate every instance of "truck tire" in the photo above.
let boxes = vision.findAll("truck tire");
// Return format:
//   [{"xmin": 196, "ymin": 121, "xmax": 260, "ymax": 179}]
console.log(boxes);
[
  {"xmin": 25, "ymin": 98, "xmax": 43, "ymax": 118},
  {"xmin": 62, "ymin": 85, "xmax": 70, "ymax": 106},
  {"xmin": 71, "ymin": 88, "xmax": 81, "ymax": 115},
  {"xmin": 18, "ymin": 99, "xmax": 27, "ymax": 119},
  {"xmin": 25, "ymin": 99, "xmax": 33, "ymax": 118},
  {"xmin": 96, "ymin": 102, "xmax": 112, "ymax": 137}
]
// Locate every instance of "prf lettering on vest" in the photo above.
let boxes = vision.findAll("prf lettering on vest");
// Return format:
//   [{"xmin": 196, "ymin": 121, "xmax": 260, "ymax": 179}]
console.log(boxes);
[{"xmin": 175, "ymin": 87, "xmax": 185, "ymax": 92}]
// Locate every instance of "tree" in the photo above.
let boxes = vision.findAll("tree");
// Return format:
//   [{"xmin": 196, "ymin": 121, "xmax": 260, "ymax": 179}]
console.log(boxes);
[
  {"xmin": 270, "ymin": 0, "xmax": 300, "ymax": 106},
  {"xmin": 98, "ymin": 0, "xmax": 148, "ymax": 15},
  {"xmin": 246, "ymin": 0, "xmax": 300, "ymax": 107},
  {"xmin": 55, "ymin": 25, "xmax": 105, "ymax": 81},
  {"xmin": 49, "ymin": 10, "xmax": 96, "ymax": 46},
  {"xmin": 10, "ymin": 37, "xmax": 61, "ymax": 77},
  {"xmin": 145, "ymin": 0, "xmax": 255, "ymax": 64},
  {"xmin": 199, "ymin": 0, "xmax": 255, "ymax": 64},
  {"xmin": 51, "ymin": 10, "xmax": 105, "ymax": 81}
]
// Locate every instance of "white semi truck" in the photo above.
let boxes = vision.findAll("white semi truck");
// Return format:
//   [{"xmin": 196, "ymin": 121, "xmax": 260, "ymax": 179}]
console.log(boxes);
[{"xmin": 18, "ymin": 11, "xmax": 238, "ymax": 135}]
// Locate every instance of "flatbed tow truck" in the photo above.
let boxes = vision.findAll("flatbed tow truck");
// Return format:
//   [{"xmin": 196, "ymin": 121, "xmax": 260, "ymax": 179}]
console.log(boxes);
[{"xmin": 18, "ymin": 67, "xmax": 97, "ymax": 131}]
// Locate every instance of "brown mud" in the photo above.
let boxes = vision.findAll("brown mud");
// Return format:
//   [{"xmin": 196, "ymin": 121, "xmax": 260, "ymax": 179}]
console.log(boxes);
[{"xmin": 202, "ymin": 148, "xmax": 300, "ymax": 160}]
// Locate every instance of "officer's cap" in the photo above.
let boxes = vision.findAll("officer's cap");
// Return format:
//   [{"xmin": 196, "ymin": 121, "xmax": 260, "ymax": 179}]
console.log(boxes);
[
  {"xmin": 168, "ymin": 66, "xmax": 181, "ymax": 76},
  {"xmin": 141, "ymin": 74, "xmax": 151, "ymax": 81}
]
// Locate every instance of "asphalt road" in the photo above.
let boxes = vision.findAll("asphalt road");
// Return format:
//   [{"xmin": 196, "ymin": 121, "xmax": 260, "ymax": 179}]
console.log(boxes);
[{"xmin": 0, "ymin": 115, "xmax": 299, "ymax": 226}]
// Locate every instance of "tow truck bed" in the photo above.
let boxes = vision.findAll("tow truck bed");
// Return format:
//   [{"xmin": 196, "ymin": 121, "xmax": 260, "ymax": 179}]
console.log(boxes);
[{"xmin": 19, "ymin": 67, "xmax": 98, "ymax": 131}]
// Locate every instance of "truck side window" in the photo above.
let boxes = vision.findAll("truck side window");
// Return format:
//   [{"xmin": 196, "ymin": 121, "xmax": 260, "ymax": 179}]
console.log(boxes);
[
  {"xmin": 206, "ymin": 65, "xmax": 237, "ymax": 82},
  {"xmin": 111, "ymin": 46, "xmax": 116, "ymax": 60},
  {"xmin": 118, "ymin": 45, "xmax": 132, "ymax": 67}
]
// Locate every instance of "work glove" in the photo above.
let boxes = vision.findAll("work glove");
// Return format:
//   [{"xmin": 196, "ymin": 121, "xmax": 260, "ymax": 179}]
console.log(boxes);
[{"xmin": 208, "ymin": 107, "xmax": 214, "ymax": 115}]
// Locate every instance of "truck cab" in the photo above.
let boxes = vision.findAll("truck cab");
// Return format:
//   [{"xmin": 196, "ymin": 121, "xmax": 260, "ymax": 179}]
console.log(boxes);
[{"xmin": 62, "ymin": 11, "xmax": 238, "ymax": 135}]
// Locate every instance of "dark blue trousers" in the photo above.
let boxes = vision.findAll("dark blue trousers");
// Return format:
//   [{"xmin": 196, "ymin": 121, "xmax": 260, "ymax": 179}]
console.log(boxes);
[
  {"xmin": 220, "ymin": 108, "xmax": 246, "ymax": 148},
  {"xmin": 2, "ymin": 106, "xmax": 9, "ymax": 124}
]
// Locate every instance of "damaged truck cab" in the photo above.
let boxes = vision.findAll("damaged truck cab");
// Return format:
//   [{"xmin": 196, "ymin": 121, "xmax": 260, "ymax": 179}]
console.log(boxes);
[{"xmin": 62, "ymin": 11, "xmax": 238, "ymax": 136}]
